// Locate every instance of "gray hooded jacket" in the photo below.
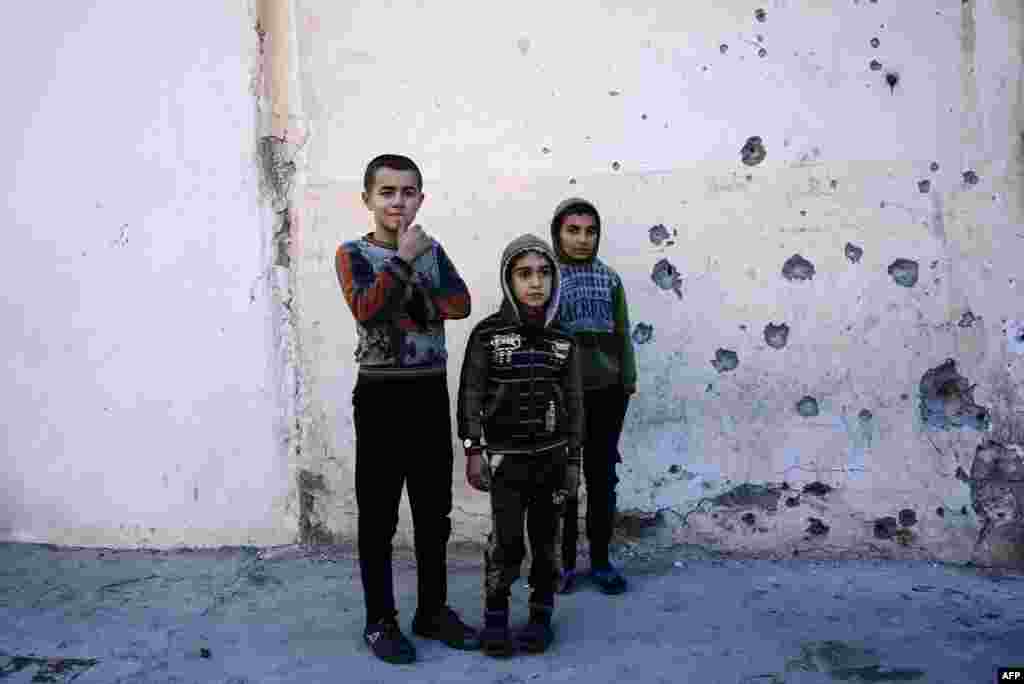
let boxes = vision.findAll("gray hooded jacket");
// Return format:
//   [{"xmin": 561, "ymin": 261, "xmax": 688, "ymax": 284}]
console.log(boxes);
[{"xmin": 456, "ymin": 234, "xmax": 584, "ymax": 458}]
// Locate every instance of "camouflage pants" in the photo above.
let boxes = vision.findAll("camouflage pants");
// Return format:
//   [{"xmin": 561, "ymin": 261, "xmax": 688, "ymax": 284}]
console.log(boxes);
[{"xmin": 484, "ymin": 451, "xmax": 567, "ymax": 611}]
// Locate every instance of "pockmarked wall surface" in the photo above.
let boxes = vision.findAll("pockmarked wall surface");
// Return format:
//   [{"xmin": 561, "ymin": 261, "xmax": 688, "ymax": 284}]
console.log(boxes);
[
  {"xmin": 288, "ymin": 1, "xmax": 1024, "ymax": 564},
  {"xmin": 1, "ymin": 2, "xmax": 294, "ymax": 548}
]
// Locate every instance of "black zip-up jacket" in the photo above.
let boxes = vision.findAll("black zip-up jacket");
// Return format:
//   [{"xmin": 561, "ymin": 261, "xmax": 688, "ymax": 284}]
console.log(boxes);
[{"xmin": 457, "ymin": 234, "xmax": 584, "ymax": 461}]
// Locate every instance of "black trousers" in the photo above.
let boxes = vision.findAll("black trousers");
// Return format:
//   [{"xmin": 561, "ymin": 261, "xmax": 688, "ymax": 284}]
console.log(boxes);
[
  {"xmin": 560, "ymin": 385, "xmax": 630, "ymax": 570},
  {"xmin": 484, "ymin": 452, "xmax": 567, "ymax": 611},
  {"xmin": 353, "ymin": 373, "xmax": 454, "ymax": 627}
]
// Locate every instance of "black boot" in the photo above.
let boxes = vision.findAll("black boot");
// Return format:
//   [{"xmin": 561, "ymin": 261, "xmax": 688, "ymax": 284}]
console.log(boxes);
[
  {"xmin": 480, "ymin": 609, "xmax": 514, "ymax": 657},
  {"xmin": 516, "ymin": 603, "xmax": 554, "ymax": 654}
]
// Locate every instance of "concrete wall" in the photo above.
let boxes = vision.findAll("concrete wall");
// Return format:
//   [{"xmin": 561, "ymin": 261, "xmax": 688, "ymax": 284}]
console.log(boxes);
[
  {"xmin": 1, "ymin": 2, "xmax": 294, "ymax": 547},
  {"xmin": 288, "ymin": 0, "xmax": 1024, "ymax": 565}
]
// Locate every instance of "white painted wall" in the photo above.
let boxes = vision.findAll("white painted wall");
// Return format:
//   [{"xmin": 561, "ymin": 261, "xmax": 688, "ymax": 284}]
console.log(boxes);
[
  {"xmin": 291, "ymin": 0, "xmax": 1024, "ymax": 563},
  {"xmin": 1, "ymin": 2, "xmax": 293, "ymax": 547}
]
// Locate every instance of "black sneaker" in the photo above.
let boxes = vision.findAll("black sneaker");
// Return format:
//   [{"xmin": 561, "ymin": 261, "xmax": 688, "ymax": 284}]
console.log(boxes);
[
  {"xmin": 480, "ymin": 610, "xmax": 515, "ymax": 658},
  {"xmin": 590, "ymin": 565, "xmax": 628, "ymax": 595},
  {"xmin": 411, "ymin": 606, "xmax": 481, "ymax": 651},
  {"xmin": 363, "ymin": 619, "xmax": 416, "ymax": 664}
]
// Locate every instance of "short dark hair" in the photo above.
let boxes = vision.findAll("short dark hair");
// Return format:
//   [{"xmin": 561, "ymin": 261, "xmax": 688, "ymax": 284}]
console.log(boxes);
[
  {"xmin": 555, "ymin": 202, "xmax": 600, "ymax": 230},
  {"xmin": 363, "ymin": 154, "xmax": 423, "ymax": 193}
]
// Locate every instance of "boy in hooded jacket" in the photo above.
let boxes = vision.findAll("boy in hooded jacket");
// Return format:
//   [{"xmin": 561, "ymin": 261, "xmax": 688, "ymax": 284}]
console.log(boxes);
[
  {"xmin": 550, "ymin": 197, "xmax": 637, "ymax": 596},
  {"xmin": 457, "ymin": 234, "xmax": 584, "ymax": 656}
]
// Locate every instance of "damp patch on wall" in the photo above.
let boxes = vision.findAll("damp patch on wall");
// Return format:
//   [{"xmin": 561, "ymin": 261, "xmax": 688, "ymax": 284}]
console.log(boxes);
[
  {"xmin": 1005, "ymin": 319, "xmax": 1024, "ymax": 354},
  {"xmin": 919, "ymin": 359, "xmax": 990, "ymax": 432},
  {"xmin": 968, "ymin": 441, "xmax": 1024, "ymax": 568}
]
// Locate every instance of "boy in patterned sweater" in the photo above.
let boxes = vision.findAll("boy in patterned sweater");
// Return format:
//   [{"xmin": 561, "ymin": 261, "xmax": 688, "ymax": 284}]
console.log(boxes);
[
  {"xmin": 335, "ymin": 154, "xmax": 479, "ymax": 664},
  {"xmin": 550, "ymin": 197, "xmax": 637, "ymax": 596},
  {"xmin": 457, "ymin": 234, "xmax": 584, "ymax": 656}
]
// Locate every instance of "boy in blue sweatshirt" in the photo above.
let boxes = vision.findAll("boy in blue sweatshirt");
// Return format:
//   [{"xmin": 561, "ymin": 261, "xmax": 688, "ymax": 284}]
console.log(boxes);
[{"xmin": 550, "ymin": 197, "xmax": 637, "ymax": 596}]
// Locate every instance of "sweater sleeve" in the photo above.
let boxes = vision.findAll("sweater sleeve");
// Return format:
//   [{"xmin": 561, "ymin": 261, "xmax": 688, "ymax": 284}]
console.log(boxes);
[
  {"xmin": 563, "ymin": 337, "xmax": 585, "ymax": 456},
  {"xmin": 335, "ymin": 243, "xmax": 411, "ymax": 324},
  {"xmin": 613, "ymin": 277, "xmax": 637, "ymax": 393},
  {"xmin": 456, "ymin": 324, "xmax": 489, "ymax": 442},
  {"xmin": 426, "ymin": 242, "xmax": 471, "ymax": 320}
]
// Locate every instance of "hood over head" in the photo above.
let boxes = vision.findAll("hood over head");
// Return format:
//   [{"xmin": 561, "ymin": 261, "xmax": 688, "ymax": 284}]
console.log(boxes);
[
  {"xmin": 500, "ymin": 234, "xmax": 561, "ymax": 327},
  {"xmin": 550, "ymin": 197, "xmax": 602, "ymax": 263}
]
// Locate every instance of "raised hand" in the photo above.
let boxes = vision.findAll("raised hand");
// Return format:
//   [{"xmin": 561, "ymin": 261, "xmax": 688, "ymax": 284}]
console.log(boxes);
[{"xmin": 396, "ymin": 221, "xmax": 432, "ymax": 264}]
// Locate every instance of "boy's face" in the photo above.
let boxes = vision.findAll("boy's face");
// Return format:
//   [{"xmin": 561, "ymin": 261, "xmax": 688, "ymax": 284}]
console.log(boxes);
[
  {"xmin": 362, "ymin": 167, "xmax": 424, "ymax": 235},
  {"xmin": 509, "ymin": 251, "xmax": 553, "ymax": 308},
  {"xmin": 558, "ymin": 213, "xmax": 598, "ymax": 260}
]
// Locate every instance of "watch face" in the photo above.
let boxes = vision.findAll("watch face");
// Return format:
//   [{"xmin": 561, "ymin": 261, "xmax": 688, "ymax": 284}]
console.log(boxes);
[{"xmin": 463, "ymin": 439, "xmax": 474, "ymax": 448}]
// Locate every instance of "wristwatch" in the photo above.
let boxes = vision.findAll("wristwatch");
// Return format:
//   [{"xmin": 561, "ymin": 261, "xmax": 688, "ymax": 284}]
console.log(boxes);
[{"xmin": 463, "ymin": 438, "xmax": 479, "ymax": 449}]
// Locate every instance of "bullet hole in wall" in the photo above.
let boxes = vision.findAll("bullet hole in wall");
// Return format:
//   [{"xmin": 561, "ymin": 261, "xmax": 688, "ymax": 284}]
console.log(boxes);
[
  {"xmin": 858, "ymin": 408, "xmax": 873, "ymax": 422},
  {"xmin": 930, "ymin": 161, "xmax": 940, "ymax": 172},
  {"xmin": 651, "ymin": 259, "xmax": 684, "ymax": 299},
  {"xmin": 806, "ymin": 518, "xmax": 829, "ymax": 536},
  {"xmin": 632, "ymin": 322, "xmax": 654, "ymax": 345},
  {"xmin": 569, "ymin": 178, "xmax": 577, "ymax": 184},
  {"xmin": 711, "ymin": 348, "xmax": 739, "ymax": 373},
  {"xmin": 785, "ymin": 496, "xmax": 800, "ymax": 507},
  {"xmin": 885, "ymin": 72, "xmax": 899, "ymax": 93},
  {"xmin": 609, "ymin": 90, "xmax": 621, "ymax": 96},
  {"xmin": 958, "ymin": 310, "xmax": 979, "ymax": 328},
  {"xmin": 796, "ymin": 396, "xmax": 820, "ymax": 417},
  {"xmin": 668, "ymin": 464, "xmax": 681, "ymax": 474},
  {"xmin": 803, "ymin": 481, "xmax": 832, "ymax": 496},
  {"xmin": 612, "ymin": 161, "xmax": 621, "ymax": 171},
  {"xmin": 755, "ymin": 8, "xmax": 767, "ymax": 22},
  {"xmin": 541, "ymin": 146, "xmax": 551, "ymax": 154},
  {"xmin": 782, "ymin": 254, "xmax": 816, "ymax": 281},
  {"xmin": 870, "ymin": 59, "xmax": 883, "ymax": 71},
  {"xmin": 758, "ymin": 48, "xmax": 768, "ymax": 58},
  {"xmin": 871, "ymin": 37, "xmax": 880, "ymax": 48},
  {"xmin": 764, "ymin": 322, "xmax": 790, "ymax": 349},
  {"xmin": 918, "ymin": 179, "xmax": 931, "ymax": 193},
  {"xmin": 936, "ymin": 507, "xmax": 945, "ymax": 517},
  {"xmin": 649, "ymin": 224, "xmax": 670, "ymax": 245},
  {"xmin": 898, "ymin": 508, "xmax": 918, "ymax": 526},
  {"xmin": 887, "ymin": 258, "xmax": 919, "ymax": 287},
  {"xmin": 800, "ymin": 210, "xmax": 807, "ymax": 217},
  {"xmin": 962, "ymin": 170, "xmax": 979, "ymax": 185},
  {"xmin": 741, "ymin": 136, "xmax": 767, "ymax": 166},
  {"xmin": 844, "ymin": 242, "xmax": 864, "ymax": 264},
  {"xmin": 720, "ymin": 43, "xmax": 729, "ymax": 54},
  {"xmin": 874, "ymin": 516, "xmax": 899, "ymax": 539},
  {"xmin": 920, "ymin": 359, "xmax": 991, "ymax": 432},
  {"xmin": 901, "ymin": 393, "xmax": 910, "ymax": 401},
  {"xmin": 742, "ymin": 512, "xmax": 757, "ymax": 525},
  {"xmin": 830, "ymin": 179, "xmax": 838, "ymax": 190}
]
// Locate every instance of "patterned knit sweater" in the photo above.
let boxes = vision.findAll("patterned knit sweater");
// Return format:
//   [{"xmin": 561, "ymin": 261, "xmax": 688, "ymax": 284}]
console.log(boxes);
[
  {"xmin": 556, "ymin": 258, "xmax": 637, "ymax": 392},
  {"xmin": 335, "ymin": 233, "xmax": 470, "ymax": 377}
]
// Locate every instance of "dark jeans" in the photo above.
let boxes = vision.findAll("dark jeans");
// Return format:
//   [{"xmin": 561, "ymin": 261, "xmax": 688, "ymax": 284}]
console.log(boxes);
[
  {"xmin": 560, "ymin": 385, "xmax": 630, "ymax": 570},
  {"xmin": 484, "ymin": 452, "xmax": 567, "ymax": 611},
  {"xmin": 353, "ymin": 373, "xmax": 454, "ymax": 627}
]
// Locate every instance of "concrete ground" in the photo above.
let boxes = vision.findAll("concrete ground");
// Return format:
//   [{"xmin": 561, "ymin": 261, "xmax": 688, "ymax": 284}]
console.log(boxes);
[{"xmin": 1, "ymin": 541, "xmax": 1022, "ymax": 684}]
